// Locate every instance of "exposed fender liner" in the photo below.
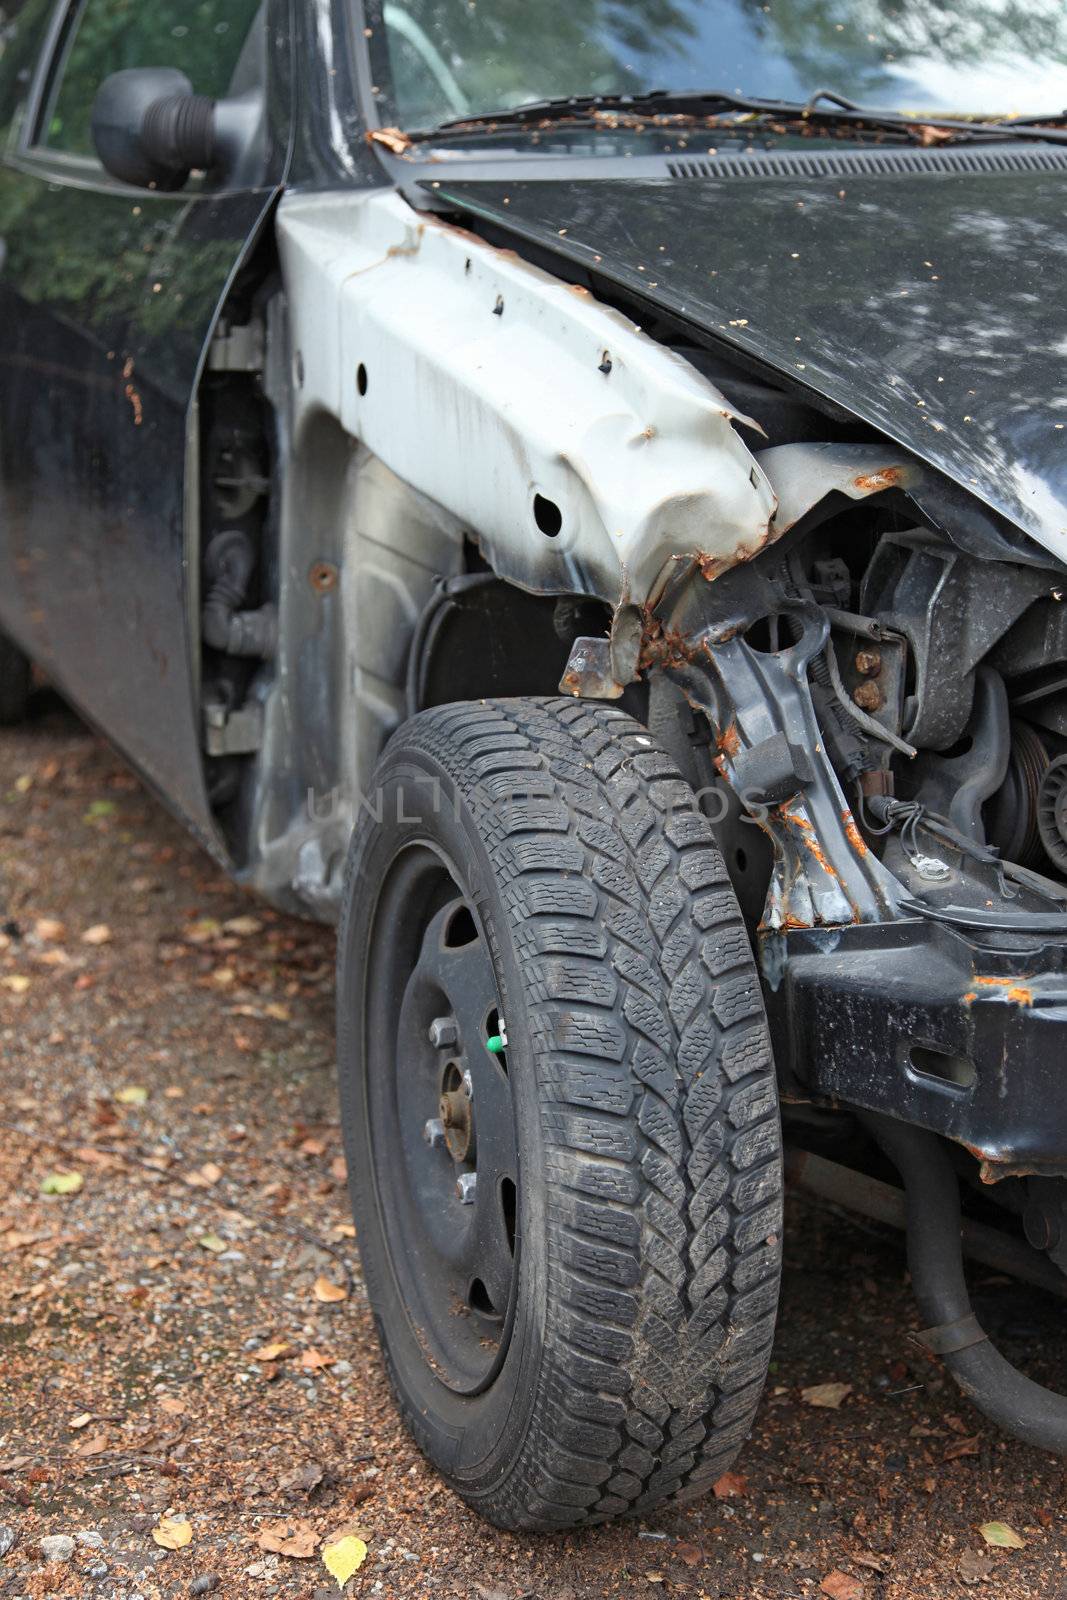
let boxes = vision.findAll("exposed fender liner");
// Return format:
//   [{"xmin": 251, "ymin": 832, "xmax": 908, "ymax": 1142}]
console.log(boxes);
[{"xmin": 862, "ymin": 1110, "xmax": 1067, "ymax": 1456}]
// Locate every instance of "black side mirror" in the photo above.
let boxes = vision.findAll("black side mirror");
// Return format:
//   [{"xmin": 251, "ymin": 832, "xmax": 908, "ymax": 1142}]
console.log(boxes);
[{"xmin": 90, "ymin": 67, "xmax": 261, "ymax": 190}]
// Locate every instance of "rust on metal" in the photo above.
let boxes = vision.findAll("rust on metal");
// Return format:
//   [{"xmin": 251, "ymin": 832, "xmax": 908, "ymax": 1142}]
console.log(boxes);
[
  {"xmin": 637, "ymin": 608, "xmax": 703, "ymax": 672},
  {"xmin": 842, "ymin": 810, "xmax": 869, "ymax": 856},
  {"xmin": 308, "ymin": 561, "xmax": 339, "ymax": 594},
  {"xmin": 852, "ymin": 679, "xmax": 884, "ymax": 713},
  {"xmin": 718, "ymin": 721, "xmax": 742, "ymax": 760},
  {"xmin": 855, "ymin": 647, "xmax": 882, "ymax": 677},
  {"xmin": 974, "ymin": 974, "xmax": 1034, "ymax": 1006},
  {"xmin": 852, "ymin": 465, "xmax": 907, "ymax": 493}
]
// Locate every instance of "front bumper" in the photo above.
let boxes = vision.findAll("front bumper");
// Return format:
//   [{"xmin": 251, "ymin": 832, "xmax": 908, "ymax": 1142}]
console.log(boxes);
[{"xmin": 765, "ymin": 918, "xmax": 1067, "ymax": 1179}]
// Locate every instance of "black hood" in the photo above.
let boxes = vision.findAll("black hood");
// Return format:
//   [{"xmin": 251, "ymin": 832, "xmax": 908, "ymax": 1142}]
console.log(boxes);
[{"xmin": 434, "ymin": 165, "xmax": 1067, "ymax": 567}]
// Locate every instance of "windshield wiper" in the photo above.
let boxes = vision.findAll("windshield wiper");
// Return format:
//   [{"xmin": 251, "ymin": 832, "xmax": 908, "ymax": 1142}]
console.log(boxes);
[{"xmin": 398, "ymin": 87, "xmax": 1067, "ymax": 147}]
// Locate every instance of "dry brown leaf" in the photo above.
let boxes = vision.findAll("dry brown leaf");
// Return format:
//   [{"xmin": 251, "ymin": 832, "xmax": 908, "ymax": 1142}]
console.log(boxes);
[
  {"xmin": 81, "ymin": 924, "xmax": 112, "ymax": 945},
  {"xmin": 1, "ymin": 975, "xmax": 31, "ymax": 994},
  {"xmin": 157, "ymin": 1396, "xmax": 186, "ymax": 1416},
  {"xmin": 264, "ymin": 1001, "xmax": 291, "ymax": 1021},
  {"xmin": 958, "ymin": 1549, "xmax": 995, "ymax": 1585},
  {"xmin": 820, "ymin": 1571, "xmax": 865, "ymax": 1600},
  {"xmin": 257, "ymin": 1519, "xmax": 319, "ymax": 1559},
  {"xmin": 801, "ymin": 1381, "xmax": 852, "ymax": 1409},
  {"xmin": 300, "ymin": 1349, "xmax": 335, "ymax": 1370},
  {"xmin": 73, "ymin": 1433, "xmax": 109, "ymax": 1458},
  {"xmin": 35, "ymin": 918, "xmax": 67, "ymax": 942},
  {"xmin": 675, "ymin": 1541, "xmax": 703, "ymax": 1566},
  {"xmin": 944, "ymin": 1435, "xmax": 981, "ymax": 1461},
  {"xmin": 712, "ymin": 1471, "xmax": 747, "ymax": 1498},
  {"xmin": 367, "ymin": 125, "xmax": 411, "ymax": 154},
  {"xmin": 69, "ymin": 1412, "xmax": 92, "ymax": 1430},
  {"xmin": 224, "ymin": 916, "xmax": 262, "ymax": 936},
  {"xmin": 312, "ymin": 1276, "xmax": 348, "ymax": 1304},
  {"xmin": 330, "ymin": 1156, "xmax": 348, "ymax": 1183},
  {"xmin": 333, "ymin": 1222, "xmax": 356, "ymax": 1240},
  {"xmin": 152, "ymin": 1515, "xmax": 193, "ymax": 1550}
]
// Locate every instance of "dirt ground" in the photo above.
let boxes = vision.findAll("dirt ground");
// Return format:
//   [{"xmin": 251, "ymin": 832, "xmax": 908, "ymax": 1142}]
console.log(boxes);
[{"xmin": 1, "ymin": 693, "xmax": 1065, "ymax": 1600}]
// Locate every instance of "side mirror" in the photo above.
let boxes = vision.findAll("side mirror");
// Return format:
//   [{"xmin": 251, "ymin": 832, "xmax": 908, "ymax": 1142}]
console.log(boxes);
[{"xmin": 90, "ymin": 67, "xmax": 261, "ymax": 190}]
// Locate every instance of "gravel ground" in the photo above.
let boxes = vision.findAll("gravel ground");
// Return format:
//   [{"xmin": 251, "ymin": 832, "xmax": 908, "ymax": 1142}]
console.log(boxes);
[{"xmin": 1, "ymin": 693, "xmax": 1066, "ymax": 1600}]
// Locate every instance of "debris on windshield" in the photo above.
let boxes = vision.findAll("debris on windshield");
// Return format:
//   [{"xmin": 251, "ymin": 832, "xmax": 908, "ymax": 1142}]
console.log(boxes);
[{"xmin": 368, "ymin": 127, "xmax": 412, "ymax": 156}]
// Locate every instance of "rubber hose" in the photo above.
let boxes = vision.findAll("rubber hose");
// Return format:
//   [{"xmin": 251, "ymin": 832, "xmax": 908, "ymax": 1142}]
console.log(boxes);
[{"xmin": 860, "ymin": 1110, "xmax": 1067, "ymax": 1454}]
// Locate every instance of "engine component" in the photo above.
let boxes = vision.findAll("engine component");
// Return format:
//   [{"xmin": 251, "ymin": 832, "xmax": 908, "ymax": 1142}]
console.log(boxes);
[
  {"xmin": 202, "ymin": 529, "xmax": 277, "ymax": 660},
  {"xmin": 1038, "ymin": 755, "xmax": 1067, "ymax": 873},
  {"xmin": 985, "ymin": 720, "xmax": 1050, "ymax": 868}
]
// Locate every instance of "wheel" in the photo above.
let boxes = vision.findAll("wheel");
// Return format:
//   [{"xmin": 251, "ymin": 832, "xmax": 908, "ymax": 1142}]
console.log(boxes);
[
  {"xmin": 0, "ymin": 631, "xmax": 30, "ymax": 725},
  {"xmin": 337, "ymin": 697, "xmax": 782, "ymax": 1530}
]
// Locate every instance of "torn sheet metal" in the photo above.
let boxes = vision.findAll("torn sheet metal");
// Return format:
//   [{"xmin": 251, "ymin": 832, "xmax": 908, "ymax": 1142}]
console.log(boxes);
[{"xmin": 276, "ymin": 188, "xmax": 778, "ymax": 609}]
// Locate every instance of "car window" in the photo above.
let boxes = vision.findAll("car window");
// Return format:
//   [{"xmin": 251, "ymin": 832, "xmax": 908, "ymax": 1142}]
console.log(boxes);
[
  {"xmin": 0, "ymin": 0, "xmax": 54, "ymax": 139},
  {"xmin": 41, "ymin": 0, "xmax": 263, "ymax": 156}
]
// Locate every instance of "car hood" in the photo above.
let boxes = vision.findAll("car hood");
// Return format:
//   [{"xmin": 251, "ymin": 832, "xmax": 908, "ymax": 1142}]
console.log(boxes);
[{"xmin": 432, "ymin": 168, "xmax": 1067, "ymax": 568}]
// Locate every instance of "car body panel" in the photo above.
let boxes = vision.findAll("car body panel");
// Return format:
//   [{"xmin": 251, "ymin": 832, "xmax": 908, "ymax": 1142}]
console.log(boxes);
[{"xmin": 430, "ymin": 170, "xmax": 1067, "ymax": 565}]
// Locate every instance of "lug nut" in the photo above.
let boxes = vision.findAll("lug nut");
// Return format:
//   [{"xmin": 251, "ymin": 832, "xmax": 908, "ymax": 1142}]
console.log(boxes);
[
  {"xmin": 455, "ymin": 1172, "xmax": 477, "ymax": 1204},
  {"xmin": 423, "ymin": 1117, "xmax": 446, "ymax": 1149},
  {"xmin": 462, "ymin": 1069, "xmax": 474, "ymax": 1099},
  {"xmin": 428, "ymin": 1016, "xmax": 458, "ymax": 1049}
]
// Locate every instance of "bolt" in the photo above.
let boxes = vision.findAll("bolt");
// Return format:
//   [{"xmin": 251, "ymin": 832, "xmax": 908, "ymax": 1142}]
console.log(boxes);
[
  {"xmin": 428, "ymin": 1016, "xmax": 458, "ymax": 1049},
  {"xmin": 456, "ymin": 1172, "xmax": 477, "ymax": 1204},
  {"xmin": 853, "ymin": 680, "xmax": 884, "ymax": 713},
  {"xmin": 423, "ymin": 1118, "xmax": 446, "ymax": 1149},
  {"xmin": 855, "ymin": 647, "xmax": 882, "ymax": 678},
  {"xmin": 462, "ymin": 1068, "xmax": 474, "ymax": 1099}
]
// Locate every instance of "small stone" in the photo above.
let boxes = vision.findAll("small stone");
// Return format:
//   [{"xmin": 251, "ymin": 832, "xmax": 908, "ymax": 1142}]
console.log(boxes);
[
  {"xmin": 189, "ymin": 1577, "xmax": 220, "ymax": 1596},
  {"xmin": 76, "ymin": 1530, "xmax": 104, "ymax": 1548},
  {"xmin": 0, "ymin": 1525, "xmax": 14, "ymax": 1557},
  {"xmin": 88, "ymin": 1562, "xmax": 109, "ymax": 1578},
  {"xmin": 40, "ymin": 1534, "xmax": 76, "ymax": 1563}
]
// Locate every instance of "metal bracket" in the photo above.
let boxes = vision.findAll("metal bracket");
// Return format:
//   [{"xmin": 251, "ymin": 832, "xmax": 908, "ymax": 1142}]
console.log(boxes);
[
  {"xmin": 204, "ymin": 700, "xmax": 263, "ymax": 756},
  {"xmin": 207, "ymin": 318, "xmax": 265, "ymax": 374}
]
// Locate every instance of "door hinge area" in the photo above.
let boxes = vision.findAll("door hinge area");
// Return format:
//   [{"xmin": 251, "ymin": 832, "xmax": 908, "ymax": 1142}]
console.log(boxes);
[
  {"xmin": 207, "ymin": 317, "xmax": 265, "ymax": 374},
  {"xmin": 203, "ymin": 699, "xmax": 263, "ymax": 756}
]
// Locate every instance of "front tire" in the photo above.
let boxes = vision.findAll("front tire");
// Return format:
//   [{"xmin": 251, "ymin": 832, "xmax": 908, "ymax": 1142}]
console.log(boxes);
[{"xmin": 337, "ymin": 698, "xmax": 782, "ymax": 1530}]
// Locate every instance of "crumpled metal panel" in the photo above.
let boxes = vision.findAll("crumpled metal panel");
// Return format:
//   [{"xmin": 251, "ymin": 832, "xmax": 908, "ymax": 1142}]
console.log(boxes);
[{"xmin": 277, "ymin": 189, "xmax": 778, "ymax": 608}]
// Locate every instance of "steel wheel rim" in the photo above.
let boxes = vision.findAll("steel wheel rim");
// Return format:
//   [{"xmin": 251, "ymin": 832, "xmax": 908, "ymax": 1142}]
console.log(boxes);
[{"xmin": 364, "ymin": 842, "xmax": 520, "ymax": 1395}]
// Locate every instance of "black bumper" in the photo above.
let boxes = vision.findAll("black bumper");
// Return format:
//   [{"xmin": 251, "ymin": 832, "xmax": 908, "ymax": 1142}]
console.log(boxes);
[{"xmin": 765, "ymin": 918, "xmax": 1067, "ymax": 1179}]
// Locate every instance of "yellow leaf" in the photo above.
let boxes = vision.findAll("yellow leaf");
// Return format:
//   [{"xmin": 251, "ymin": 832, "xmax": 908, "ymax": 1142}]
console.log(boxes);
[
  {"xmin": 254, "ymin": 1341, "xmax": 294, "ymax": 1363},
  {"xmin": 313, "ymin": 1276, "xmax": 348, "ymax": 1304},
  {"xmin": 81, "ymin": 924, "xmax": 113, "ymax": 945},
  {"xmin": 979, "ymin": 1522, "xmax": 1025, "ymax": 1549},
  {"xmin": 1, "ymin": 975, "xmax": 31, "ymax": 994},
  {"xmin": 152, "ymin": 1515, "xmax": 193, "ymax": 1551},
  {"xmin": 115, "ymin": 1085, "xmax": 148, "ymax": 1105},
  {"xmin": 14, "ymin": 773, "xmax": 32, "ymax": 793},
  {"xmin": 197, "ymin": 1233, "xmax": 226, "ymax": 1253},
  {"xmin": 41, "ymin": 1171, "xmax": 83, "ymax": 1195},
  {"xmin": 322, "ymin": 1535, "xmax": 367, "ymax": 1589}
]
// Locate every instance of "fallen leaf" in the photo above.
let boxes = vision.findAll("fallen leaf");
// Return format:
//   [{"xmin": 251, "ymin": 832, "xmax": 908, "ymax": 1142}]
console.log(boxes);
[
  {"xmin": 84, "ymin": 800, "xmax": 116, "ymax": 820},
  {"xmin": 184, "ymin": 918, "xmax": 221, "ymax": 943},
  {"xmin": 69, "ymin": 1413, "xmax": 93, "ymax": 1430},
  {"xmin": 183, "ymin": 1162, "xmax": 223, "ymax": 1188},
  {"xmin": 35, "ymin": 918, "xmax": 67, "ymax": 942},
  {"xmin": 1, "ymin": 975, "xmax": 31, "ymax": 994},
  {"xmin": 300, "ymin": 1137, "xmax": 327, "ymax": 1157},
  {"xmin": 41, "ymin": 1171, "xmax": 84, "ymax": 1195},
  {"xmin": 279, "ymin": 1462, "xmax": 325, "ymax": 1496},
  {"xmin": 197, "ymin": 1233, "xmax": 226, "ymax": 1253},
  {"xmin": 152, "ymin": 1515, "xmax": 193, "ymax": 1550},
  {"xmin": 820, "ymin": 1571, "xmax": 865, "ymax": 1600},
  {"xmin": 801, "ymin": 1381, "xmax": 852, "ymax": 1409},
  {"xmin": 330, "ymin": 1156, "xmax": 348, "ymax": 1183},
  {"xmin": 301, "ymin": 1349, "xmax": 335, "ymax": 1370},
  {"xmin": 322, "ymin": 1534, "xmax": 368, "ymax": 1589},
  {"xmin": 157, "ymin": 1396, "xmax": 186, "ymax": 1416},
  {"xmin": 333, "ymin": 1223, "xmax": 356, "ymax": 1240},
  {"xmin": 264, "ymin": 1001, "xmax": 291, "ymax": 1021},
  {"xmin": 258, "ymin": 1519, "xmax": 319, "ymax": 1558},
  {"xmin": 979, "ymin": 1522, "xmax": 1025, "ymax": 1549},
  {"xmin": 14, "ymin": 772, "xmax": 31, "ymax": 792},
  {"xmin": 367, "ymin": 125, "xmax": 411, "ymax": 154},
  {"xmin": 944, "ymin": 1435, "xmax": 981, "ymax": 1461},
  {"xmin": 81, "ymin": 923, "xmax": 112, "ymax": 945},
  {"xmin": 959, "ymin": 1549, "xmax": 995, "ymax": 1585},
  {"xmin": 114, "ymin": 1085, "xmax": 148, "ymax": 1106},
  {"xmin": 224, "ymin": 916, "xmax": 262, "ymax": 936},
  {"xmin": 254, "ymin": 1341, "xmax": 295, "ymax": 1363},
  {"xmin": 712, "ymin": 1471, "xmax": 747, "ymax": 1498},
  {"xmin": 675, "ymin": 1540, "xmax": 702, "ymax": 1566},
  {"xmin": 313, "ymin": 1276, "xmax": 348, "ymax": 1304},
  {"xmin": 73, "ymin": 1433, "xmax": 108, "ymax": 1458}
]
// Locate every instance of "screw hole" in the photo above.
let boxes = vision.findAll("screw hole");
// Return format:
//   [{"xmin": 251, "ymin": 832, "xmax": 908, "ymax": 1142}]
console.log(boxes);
[
  {"xmin": 356, "ymin": 362, "xmax": 368, "ymax": 396},
  {"xmin": 533, "ymin": 493, "xmax": 563, "ymax": 538}
]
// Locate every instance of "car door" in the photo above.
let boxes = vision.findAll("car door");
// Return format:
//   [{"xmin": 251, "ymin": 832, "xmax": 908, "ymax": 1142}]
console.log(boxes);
[{"xmin": 0, "ymin": 0, "xmax": 288, "ymax": 847}]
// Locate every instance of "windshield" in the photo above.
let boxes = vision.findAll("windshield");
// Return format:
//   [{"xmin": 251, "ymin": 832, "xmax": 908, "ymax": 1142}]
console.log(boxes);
[{"xmin": 369, "ymin": 0, "xmax": 1067, "ymax": 133}]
